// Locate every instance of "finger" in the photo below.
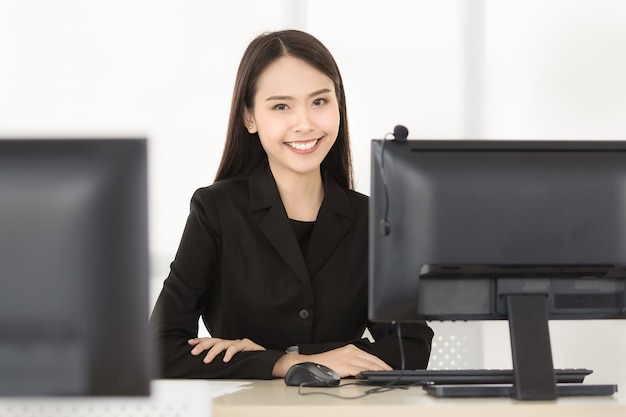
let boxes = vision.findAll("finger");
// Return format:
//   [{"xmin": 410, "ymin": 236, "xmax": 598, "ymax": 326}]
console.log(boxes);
[
  {"xmin": 353, "ymin": 354, "xmax": 392, "ymax": 371},
  {"xmin": 190, "ymin": 338, "xmax": 221, "ymax": 356},
  {"xmin": 223, "ymin": 339, "xmax": 252, "ymax": 362},
  {"xmin": 203, "ymin": 351, "xmax": 217, "ymax": 364},
  {"xmin": 364, "ymin": 360, "xmax": 392, "ymax": 371},
  {"xmin": 344, "ymin": 345, "xmax": 392, "ymax": 369},
  {"xmin": 188, "ymin": 337, "xmax": 214, "ymax": 347},
  {"xmin": 356, "ymin": 352, "xmax": 391, "ymax": 369},
  {"xmin": 202, "ymin": 340, "xmax": 231, "ymax": 363},
  {"xmin": 202, "ymin": 346, "xmax": 224, "ymax": 363},
  {"xmin": 224, "ymin": 340, "xmax": 256, "ymax": 362},
  {"xmin": 222, "ymin": 344, "xmax": 238, "ymax": 363}
]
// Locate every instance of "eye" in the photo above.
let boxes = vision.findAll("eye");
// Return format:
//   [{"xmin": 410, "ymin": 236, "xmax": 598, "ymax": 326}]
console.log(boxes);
[
  {"xmin": 312, "ymin": 98, "xmax": 328, "ymax": 107},
  {"xmin": 273, "ymin": 103, "xmax": 289, "ymax": 111}
]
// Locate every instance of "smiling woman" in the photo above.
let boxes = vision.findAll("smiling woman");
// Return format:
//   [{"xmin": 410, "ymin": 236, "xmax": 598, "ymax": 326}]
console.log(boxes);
[
  {"xmin": 149, "ymin": 29, "xmax": 433, "ymax": 380},
  {"xmin": 244, "ymin": 55, "xmax": 340, "ymax": 220}
]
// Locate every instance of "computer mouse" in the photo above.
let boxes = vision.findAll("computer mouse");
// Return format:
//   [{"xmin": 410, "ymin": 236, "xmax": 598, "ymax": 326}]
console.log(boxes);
[{"xmin": 284, "ymin": 362, "xmax": 341, "ymax": 387}]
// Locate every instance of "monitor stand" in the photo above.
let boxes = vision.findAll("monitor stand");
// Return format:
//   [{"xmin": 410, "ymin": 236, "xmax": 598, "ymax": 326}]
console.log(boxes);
[{"xmin": 424, "ymin": 294, "xmax": 618, "ymax": 400}]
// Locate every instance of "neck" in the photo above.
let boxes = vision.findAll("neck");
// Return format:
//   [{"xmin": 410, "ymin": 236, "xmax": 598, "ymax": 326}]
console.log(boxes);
[{"xmin": 271, "ymin": 166, "xmax": 324, "ymax": 222}]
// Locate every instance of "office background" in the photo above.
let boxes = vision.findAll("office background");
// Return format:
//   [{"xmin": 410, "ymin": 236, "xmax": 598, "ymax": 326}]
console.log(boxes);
[{"xmin": 1, "ymin": 0, "xmax": 625, "ymax": 387}]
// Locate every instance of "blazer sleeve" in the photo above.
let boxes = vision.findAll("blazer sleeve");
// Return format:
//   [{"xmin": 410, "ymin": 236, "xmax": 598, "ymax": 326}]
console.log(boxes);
[
  {"xmin": 296, "ymin": 322, "xmax": 433, "ymax": 371},
  {"xmin": 149, "ymin": 189, "xmax": 284, "ymax": 379},
  {"xmin": 358, "ymin": 321, "xmax": 433, "ymax": 370},
  {"xmin": 150, "ymin": 271, "xmax": 285, "ymax": 379}
]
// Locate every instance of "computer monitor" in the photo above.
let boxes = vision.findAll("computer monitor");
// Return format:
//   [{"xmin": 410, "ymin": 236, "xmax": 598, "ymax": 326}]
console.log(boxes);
[
  {"xmin": 0, "ymin": 139, "xmax": 152, "ymax": 396},
  {"xmin": 369, "ymin": 136, "xmax": 626, "ymax": 399}
]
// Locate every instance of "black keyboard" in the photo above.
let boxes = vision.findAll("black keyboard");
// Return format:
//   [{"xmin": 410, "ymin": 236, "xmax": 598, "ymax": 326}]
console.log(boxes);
[{"xmin": 357, "ymin": 368, "xmax": 593, "ymax": 385}]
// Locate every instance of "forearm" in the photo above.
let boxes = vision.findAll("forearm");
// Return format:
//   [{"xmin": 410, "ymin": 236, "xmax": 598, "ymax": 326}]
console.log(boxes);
[
  {"xmin": 284, "ymin": 323, "xmax": 434, "ymax": 373},
  {"xmin": 157, "ymin": 337, "xmax": 284, "ymax": 379}
]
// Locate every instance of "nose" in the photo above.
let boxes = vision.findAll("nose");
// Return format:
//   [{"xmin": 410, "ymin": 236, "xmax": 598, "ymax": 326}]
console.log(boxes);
[{"xmin": 293, "ymin": 107, "xmax": 313, "ymax": 133}]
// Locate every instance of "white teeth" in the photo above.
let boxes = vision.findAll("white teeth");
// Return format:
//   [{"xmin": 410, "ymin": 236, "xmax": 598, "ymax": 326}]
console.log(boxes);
[{"xmin": 287, "ymin": 139, "xmax": 319, "ymax": 151}]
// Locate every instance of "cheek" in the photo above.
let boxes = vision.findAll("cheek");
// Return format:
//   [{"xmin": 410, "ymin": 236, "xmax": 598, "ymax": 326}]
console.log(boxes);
[
  {"xmin": 257, "ymin": 126, "xmax": 289, "ymax": 154},
  {"xmin": 319, "ymin": 106, "xmax": 341, "ymax": 137},
  {"xmin": 256, "ymin": 115, "xmax": 286, "ymax": 140}
]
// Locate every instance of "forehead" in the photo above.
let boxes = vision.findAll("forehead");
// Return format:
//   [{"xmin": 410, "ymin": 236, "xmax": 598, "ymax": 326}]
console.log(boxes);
[{"xmin": 254, "ymin": 55, "xmax": 335, "ymax": 98}]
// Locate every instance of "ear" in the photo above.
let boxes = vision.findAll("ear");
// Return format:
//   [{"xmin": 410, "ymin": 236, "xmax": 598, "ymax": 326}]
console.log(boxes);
[{"xmin": 243, "ymin": 107, "xmax": 257, "ymax": 134}]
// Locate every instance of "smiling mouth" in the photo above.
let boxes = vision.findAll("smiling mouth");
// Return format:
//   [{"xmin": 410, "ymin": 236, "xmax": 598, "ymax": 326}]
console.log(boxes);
[{"xmin": 285, "ymin": 138, "xmax": 320, "ymax": 151}]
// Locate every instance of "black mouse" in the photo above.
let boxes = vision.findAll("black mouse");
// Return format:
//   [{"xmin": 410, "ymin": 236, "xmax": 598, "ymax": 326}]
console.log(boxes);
[{"xmin": 284, "ymin": 362, "xmax": 341, "ymax": 387}]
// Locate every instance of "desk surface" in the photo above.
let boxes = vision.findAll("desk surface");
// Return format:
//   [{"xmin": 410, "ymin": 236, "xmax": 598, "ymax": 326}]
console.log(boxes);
[
  {"xmin": 213, "ymin": 379, "xmax": 626, "ymax": 417},
  {"xmin": 1, "ymin": 379, "xmax": 624, "ymax": 417}
]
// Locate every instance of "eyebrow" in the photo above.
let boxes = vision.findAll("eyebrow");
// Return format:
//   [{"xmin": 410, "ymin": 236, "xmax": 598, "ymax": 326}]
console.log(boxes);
[{"xmin": 264, "ymin": 88, "xmax": 333, "ymax": 102}]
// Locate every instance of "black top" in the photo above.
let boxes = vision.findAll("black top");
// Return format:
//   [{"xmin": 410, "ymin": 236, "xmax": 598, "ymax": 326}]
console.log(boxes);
[
  {"xmin": 290, "ymin": 219, "xmax": 315, "ymax": 261},
  {"xmin": 150, "ymin": 161, "xmax": 433, "ymax": 379}
]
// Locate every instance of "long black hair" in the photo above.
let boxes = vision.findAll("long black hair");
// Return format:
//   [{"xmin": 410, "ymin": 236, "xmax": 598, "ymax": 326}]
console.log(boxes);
[{"xmin": 214, "ymin": 30, "xmax": 353, "ymax": 189}]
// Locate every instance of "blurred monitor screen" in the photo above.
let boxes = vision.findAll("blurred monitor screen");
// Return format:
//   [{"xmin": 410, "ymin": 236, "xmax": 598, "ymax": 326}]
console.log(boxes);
[{"xmin": 0, "ymin": 139, "xmax": 152, "ymax": 396}]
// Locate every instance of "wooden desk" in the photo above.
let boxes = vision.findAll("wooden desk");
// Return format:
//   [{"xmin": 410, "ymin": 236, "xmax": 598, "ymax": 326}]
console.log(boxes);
[
  {"xmin": 1, "ymin": 380, "xmax": 624, "ymax": 416},
  {"xmin": 213, "ymin": 379, "xmax": 626, "ymax": 417}
]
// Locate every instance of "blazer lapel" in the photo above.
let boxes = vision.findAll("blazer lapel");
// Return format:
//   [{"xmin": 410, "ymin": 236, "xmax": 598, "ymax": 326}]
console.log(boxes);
[
  {"xmin": 249, "ymin": 163, "xmax": 311, "ymax": 288},
  {"xmin": 306, "ymin": 171, "xmax": 353, "ymax": 278}
]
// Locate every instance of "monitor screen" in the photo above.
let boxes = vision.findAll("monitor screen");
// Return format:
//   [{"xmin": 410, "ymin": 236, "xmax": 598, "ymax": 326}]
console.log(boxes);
[
  {"xmin": 0, "ymin": 139, "xmax": 152, "ymax": 396},
  {"xmin": 369, "ymin": 138, "xmax": 626, "ymax": 399}
]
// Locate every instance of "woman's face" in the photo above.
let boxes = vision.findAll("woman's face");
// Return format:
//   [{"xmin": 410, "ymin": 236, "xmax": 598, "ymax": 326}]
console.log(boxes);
[{"xmin": 244, "ymin": 55, "xmax": 340, "ymax": 181}]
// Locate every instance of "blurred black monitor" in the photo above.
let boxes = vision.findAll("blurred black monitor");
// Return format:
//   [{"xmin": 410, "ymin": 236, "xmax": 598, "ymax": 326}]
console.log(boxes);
[
  {"xmin": 0, "ymin": 139, "xmax": 151, "ymax": 396},
  {"xmin": 369, "ymin": 137, "xmax": 626, "ymax": 399}
]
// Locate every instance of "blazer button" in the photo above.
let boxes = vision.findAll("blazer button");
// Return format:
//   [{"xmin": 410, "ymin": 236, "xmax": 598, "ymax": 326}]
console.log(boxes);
[{"xmin": 298, "ymin": 309, "xmax": 310, "ymax": 319}]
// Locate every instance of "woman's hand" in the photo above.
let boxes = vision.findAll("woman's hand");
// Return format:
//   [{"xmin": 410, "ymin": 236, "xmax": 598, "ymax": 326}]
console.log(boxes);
[
  {"xmin": 188, "ymin": 337, "xmax": 266, "ymax": 363},
  {"xmin": 272, "ymin": 344, "xmax": 392, "ymax": 378}
]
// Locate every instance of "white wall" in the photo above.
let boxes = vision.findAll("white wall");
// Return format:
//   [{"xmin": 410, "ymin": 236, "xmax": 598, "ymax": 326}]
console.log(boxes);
[
  {"xmin": 484, "ymin": 0, "xmax": 626, "ymax": 139},
  {"xmin": 0, "ymin": 0, "xmax": 289, "ymax": 269},
  {"xmin": 1, "ymin": 0, "xmax": 625, "ymax": 387}
]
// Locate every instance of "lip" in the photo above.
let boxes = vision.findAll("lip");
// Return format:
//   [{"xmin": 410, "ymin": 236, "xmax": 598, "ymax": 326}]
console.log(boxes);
[{"xmin": 284, "ymin": 136, "xmax": 323, "ymax": 154}]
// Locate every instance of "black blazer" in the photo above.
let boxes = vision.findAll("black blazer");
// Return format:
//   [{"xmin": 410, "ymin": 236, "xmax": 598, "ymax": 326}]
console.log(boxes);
[{"xmin": 150, "ymin": 162, "xmax": 433, "ymax": 379}]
